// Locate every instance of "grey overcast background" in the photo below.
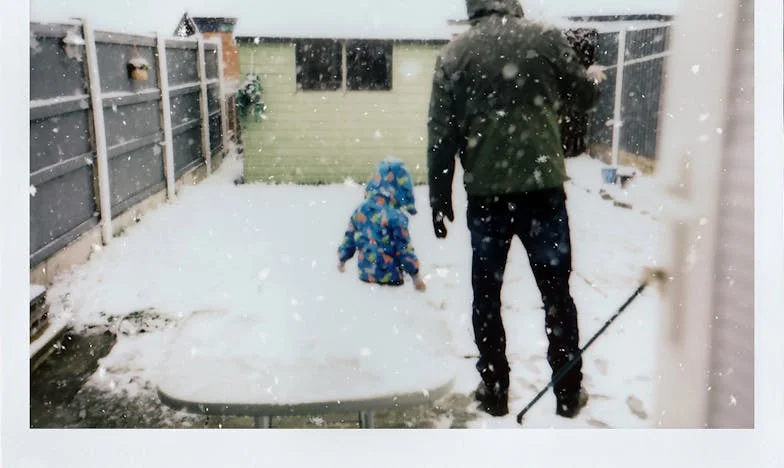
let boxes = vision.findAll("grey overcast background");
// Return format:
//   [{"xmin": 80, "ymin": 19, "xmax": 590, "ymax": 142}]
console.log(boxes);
[{"xmin": 31, "ymin": 0, "xmax": 680, "ymax": 37}]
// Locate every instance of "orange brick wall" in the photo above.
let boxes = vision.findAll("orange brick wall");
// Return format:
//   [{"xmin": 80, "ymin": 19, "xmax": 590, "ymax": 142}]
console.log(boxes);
[{"xmin": 203, "ymin": 32, "xmax": 240, "ymax": 83}]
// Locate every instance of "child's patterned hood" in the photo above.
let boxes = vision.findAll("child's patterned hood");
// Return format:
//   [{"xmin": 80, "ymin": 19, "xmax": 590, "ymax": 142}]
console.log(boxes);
[{"xmin": 365, "ymin": 159, "xmax": 418, "ymax": 215}]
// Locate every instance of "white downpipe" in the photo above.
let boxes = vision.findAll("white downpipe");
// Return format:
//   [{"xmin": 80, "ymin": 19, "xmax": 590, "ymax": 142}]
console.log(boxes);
[
  {"xmin": 82, "ymin": 19, "xmax": 113, "ymax": 244},
  {"xmin": 156, "ymin": 34, "xmax": 176, "ymax": 200}
]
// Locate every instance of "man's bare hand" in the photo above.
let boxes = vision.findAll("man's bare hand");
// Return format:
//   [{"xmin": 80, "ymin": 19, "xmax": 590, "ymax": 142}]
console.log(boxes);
[{"xmin": 586, "ymin": 64, "xmax": 607, "ymax": 84}]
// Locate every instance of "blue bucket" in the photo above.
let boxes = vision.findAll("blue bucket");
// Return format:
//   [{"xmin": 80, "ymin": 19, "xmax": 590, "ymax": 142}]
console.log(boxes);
[{"xmin": 601, "ymin": 167, "xmax": 618, "ymax": 184}]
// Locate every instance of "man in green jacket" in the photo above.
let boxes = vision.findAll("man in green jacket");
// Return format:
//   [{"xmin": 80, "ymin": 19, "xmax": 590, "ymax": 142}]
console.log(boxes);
[{"xmin": 427, "ymin": 0, "xmax": 603, "ymax": 418}]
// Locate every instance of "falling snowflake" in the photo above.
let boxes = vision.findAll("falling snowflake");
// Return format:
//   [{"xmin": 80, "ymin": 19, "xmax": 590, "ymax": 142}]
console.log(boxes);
[
  {"xmin": 29, "ymin": 185, "xmax": 37, "ymax": 196},
  {"xmin": 729, "ymin": 395, "xmax": 737, "ymax": 406},
  {"xmin": 359, "ymin": 347, "xmax": 372, "ymax": 357},
  {"xmin": 691, "ymin": 65, "xmax": 700, "ymax": 75}
]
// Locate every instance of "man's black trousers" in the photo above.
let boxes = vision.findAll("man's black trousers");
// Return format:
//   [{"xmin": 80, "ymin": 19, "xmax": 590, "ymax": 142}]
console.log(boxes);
[{"xmin": 467, "ymin": 187, "xmax": 582, "ymax": 400}]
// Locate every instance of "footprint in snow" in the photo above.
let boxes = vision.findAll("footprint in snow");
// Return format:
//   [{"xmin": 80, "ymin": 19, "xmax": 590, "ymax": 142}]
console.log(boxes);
[
  {"xmin": 625, "ymin": 375, "xmax": 652, "ymax": 384},
  {"xmin": 626, "ymin": 395, "xmax": 648, "ymax": 420},
  {"xmin": 594, "ymin": 358, "xmax": 609, "ymax": 376},
  {"xmin": 587, "ymin": 418, "xmax": 611, "ymax": 428}
]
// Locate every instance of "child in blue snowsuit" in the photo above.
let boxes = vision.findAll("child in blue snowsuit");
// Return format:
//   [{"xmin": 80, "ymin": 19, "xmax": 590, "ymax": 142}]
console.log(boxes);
[{"xmin": 337, "ymin": 159, "xmax": 427, "ymax": 292}]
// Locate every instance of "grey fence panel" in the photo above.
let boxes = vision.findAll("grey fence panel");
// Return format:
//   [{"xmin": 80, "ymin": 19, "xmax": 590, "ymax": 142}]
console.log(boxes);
[
  {"xmin": 30, "ymin": 110, "xmax": 92, "ymax": 173},
  {"xmin": 207, "ymin": 83, "xmax": 223, "ymax": 154},
  {"xmin": 173, "ymin": 127, "xmax": 203, "ymax": 176},
  {"xmin": 594, "ymin": 31, "xmax": 619, "ymax": 68},
  {"xmin": 205, "ymin": 44, "xmax": 219, "ymax": 80},
  {"xmin": 170, "ymin": 92, "xmax": 203, "ymax": 124},
  {"xmin": 30, "ymin": 22, "xmax": 98, "ymax": 266},
  {"xmin": 166, "ymin": 40, "xmax": 207, "ymax": 171},
  {"xmin": 587, "ymin": 67, "xmax": 617, "ymax": 147},
  {"xmin": 170, "ymin": 90, "xmax": 204, "ymax": 172},
  {"xmin": 587, "ymin": 32, "xmax": 619, "ymax": 148},
  {"xmin": 104, "ymin": 98, "xmax": 161, "ymax": 147},
  {"xmin": 109, "ymin": 145, "xmax": 166, "ymax": 216},
  {"xmin": 30, "ymin": 24, "xmax": 87, "ymax": 101},
  {"xmin": 166, "ymin": 44, "xmax": 199, "ymax": 86},
  {"xmin": 95, "ymin": 35, "xmax": 159, "ymax": 94},
  {"xmin": 30, "ymin": 165, "xmax": 99, "ymax": 266},
  {"xmin": 207, "ymin": 84, "xmax": 221, "ymax": 113},
  {"xmin": 619, "ymin": 58, "xmax": 666, "ymax": 158},
  {"xmin": 626, "ymin": 27, "xmax": 669, "ymax": 60},
  {"xmin": 209, "ymin": 113, "xmax": 222, "ymax": 154},
  {"xmin": 587, "ymin": 25, "xmax": 670, "ymax": 161}
]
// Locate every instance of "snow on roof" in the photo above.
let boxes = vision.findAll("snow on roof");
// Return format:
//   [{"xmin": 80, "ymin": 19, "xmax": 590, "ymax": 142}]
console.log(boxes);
[
  {"xmin": 231, "ymin": 0, "xmax": 467, "ymax": 40},
  {"xmin": 31, "ymin": 0, "xmax": 679, "ymax": 40}
]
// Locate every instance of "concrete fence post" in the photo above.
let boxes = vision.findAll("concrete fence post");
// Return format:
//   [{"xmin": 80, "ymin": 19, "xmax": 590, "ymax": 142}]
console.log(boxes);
[
  {"xmin": 196, "ymin": 36, "xmax": 212, "ymax": 175},
  {"xmin": 82, "ymin": 19, "xmax": 113, "ymax": 244},
  {"xmin": 213, "ymin": 37, "xmax": 230, "ymax": 154},
  {"xmin": 156, "ymin": 34, "xmax": 176, "ymax": 200}
]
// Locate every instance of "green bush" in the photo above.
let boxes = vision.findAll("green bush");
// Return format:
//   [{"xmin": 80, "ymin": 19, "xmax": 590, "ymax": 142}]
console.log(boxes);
[{"xmin": 236, "ymin": 74, "xmax": 266, "ymax": 122}]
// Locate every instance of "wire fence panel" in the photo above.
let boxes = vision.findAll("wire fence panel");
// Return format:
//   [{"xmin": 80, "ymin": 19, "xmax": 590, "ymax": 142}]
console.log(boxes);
[{"xmin": 588, "ymin": 23, "xmax": 672, "ymax": 163}]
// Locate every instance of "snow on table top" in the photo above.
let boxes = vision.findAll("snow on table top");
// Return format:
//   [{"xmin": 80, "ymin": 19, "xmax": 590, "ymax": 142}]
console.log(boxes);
[{"xmin": 157, "ymin": 307, "xmax": 456, "ymax": 409}]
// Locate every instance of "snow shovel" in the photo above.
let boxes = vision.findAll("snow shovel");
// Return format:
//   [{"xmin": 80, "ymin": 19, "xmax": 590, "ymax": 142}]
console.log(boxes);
[{"xmin": 515, "ymin": 268, "xmax": 667, "ymax": 425}]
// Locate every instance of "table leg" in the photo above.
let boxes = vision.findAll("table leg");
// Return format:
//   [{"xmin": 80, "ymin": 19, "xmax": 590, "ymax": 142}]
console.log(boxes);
[
  {"xmin": 359, "ymin": 411, "xmax": 375, "ymax": 429},
  {"xmin": 254, "ymin": 415, "xmax": 271, "ymax": 428}
]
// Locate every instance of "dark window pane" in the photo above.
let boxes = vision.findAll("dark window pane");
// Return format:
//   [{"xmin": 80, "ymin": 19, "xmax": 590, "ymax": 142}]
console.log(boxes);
[
  {"xmin": 346, "ymin": 40, "xmax": 392, "ymax": 91},
  {"xmin": 295, "ymin": 40, "xmax": 342, "ymax": 91}
]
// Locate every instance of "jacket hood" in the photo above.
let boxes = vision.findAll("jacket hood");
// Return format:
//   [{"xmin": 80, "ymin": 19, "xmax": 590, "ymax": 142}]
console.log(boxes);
[
  {"xmin": 365, "ymin": 159, "xmax": 418, "ymax": 215},
  {"xmin": 466, "ymin": 0, "xmax": 524, "ymax": 20}
]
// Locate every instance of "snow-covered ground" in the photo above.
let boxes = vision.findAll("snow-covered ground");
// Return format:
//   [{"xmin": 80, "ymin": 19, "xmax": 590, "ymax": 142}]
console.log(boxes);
[{"xmin": 44, "ymin": 152, "xmax": 665, "ymax": 429}]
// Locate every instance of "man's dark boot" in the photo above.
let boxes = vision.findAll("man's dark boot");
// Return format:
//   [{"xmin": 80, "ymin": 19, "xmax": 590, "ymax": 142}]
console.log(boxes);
[
  {"xmin": 556, "ymin": 388, "xmax": 589, "ymax": 418},
  {"xmin": 474, "ymin": 381, "xmax": 509, "ymax": 417}
]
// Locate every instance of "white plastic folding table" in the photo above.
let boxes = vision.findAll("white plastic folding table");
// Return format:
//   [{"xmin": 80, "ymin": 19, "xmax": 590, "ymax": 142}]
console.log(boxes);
[{"xmin": 157, "ymin": 309, "xmax": 456, "ymax": 428}]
